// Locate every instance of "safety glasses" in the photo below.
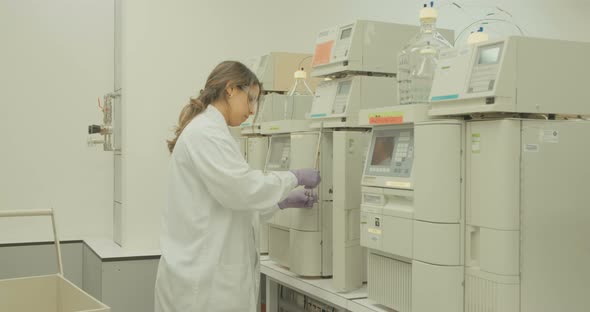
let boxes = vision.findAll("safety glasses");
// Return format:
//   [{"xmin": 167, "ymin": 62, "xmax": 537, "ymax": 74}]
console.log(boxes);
[{"xmin": 239, "ymin": 85, "xmax": 259, "ymax": 111}]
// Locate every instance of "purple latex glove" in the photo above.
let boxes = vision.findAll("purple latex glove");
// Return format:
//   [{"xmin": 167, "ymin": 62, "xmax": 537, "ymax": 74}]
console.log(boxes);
[
  {"xmin": 290, "ymin": 169, "xmax": 321, "ymax": 189},
  {"xmin": 278, "ymin": 189, "xmax": 318, "ymax": 209}
]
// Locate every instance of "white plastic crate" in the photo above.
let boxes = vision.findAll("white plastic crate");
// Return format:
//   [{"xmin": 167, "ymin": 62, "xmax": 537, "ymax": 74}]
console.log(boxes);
[{"xmin": 0, "ymin": 209, "xmax": 110, "ymax": 312}]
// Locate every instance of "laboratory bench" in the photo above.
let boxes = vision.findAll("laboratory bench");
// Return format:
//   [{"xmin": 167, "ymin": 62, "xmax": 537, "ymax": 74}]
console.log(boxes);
[{"xmin": 261, "ymin": 257, "xmax": 393, "ymax": 312}]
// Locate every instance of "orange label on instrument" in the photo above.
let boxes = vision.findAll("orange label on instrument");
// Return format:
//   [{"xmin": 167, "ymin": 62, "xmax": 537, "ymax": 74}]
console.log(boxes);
[
  {"xmin": 369, "ymin": 115, "xmax": 404, "ymax": 125},
  {"xmin": 312, "ymin": 40, "xmax": 334, "ymax": 66}
]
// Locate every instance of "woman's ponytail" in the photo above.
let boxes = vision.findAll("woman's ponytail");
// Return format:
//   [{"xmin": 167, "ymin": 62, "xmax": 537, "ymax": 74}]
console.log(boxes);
[{"xmin": 166, "ymin": 61, "xmax": 260, "ymax": 153}]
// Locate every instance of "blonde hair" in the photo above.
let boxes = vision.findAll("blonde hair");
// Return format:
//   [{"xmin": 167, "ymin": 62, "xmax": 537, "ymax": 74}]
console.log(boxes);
[{"xmin": 167, "ymin": 61, "xmax": 261, "ymax": 153}]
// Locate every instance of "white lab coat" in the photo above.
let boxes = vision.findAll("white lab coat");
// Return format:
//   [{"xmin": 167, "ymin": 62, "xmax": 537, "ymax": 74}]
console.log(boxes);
[{"xmin": 155, "ymin": 105, "xmax": 297, "ymax": 312}]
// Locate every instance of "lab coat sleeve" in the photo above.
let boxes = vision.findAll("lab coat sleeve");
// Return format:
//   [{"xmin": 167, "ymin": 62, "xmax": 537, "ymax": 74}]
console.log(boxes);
[
  {"xmin": 259, "ymin": 205, "xmax": 280, "ymax": 221},
  {"xmin": 185, "ymin": 130, "xmax": 298, "ymax": 212}
]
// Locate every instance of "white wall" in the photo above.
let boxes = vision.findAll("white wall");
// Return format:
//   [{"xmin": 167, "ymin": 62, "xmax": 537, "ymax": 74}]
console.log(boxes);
[
  {"xmin": 436, "ymin": 0, "xmax": 590, "ymax": 43},
  {"xmin": 118, "ymin": 0, "xmax": 590, "ymax": 250},
  {"xmin": 2, "ymin": 0, "xmax": 588, "ymax": 247},
  {"xmin": 0, "ymin": 0, "xmax": 114, "ymax": 242}
]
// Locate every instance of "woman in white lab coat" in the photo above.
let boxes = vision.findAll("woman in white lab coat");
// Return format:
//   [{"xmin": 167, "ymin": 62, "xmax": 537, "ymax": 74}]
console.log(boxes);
[{"xmin": 155, "ymin": 61, "xmax": 321, "ymax": 312}]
